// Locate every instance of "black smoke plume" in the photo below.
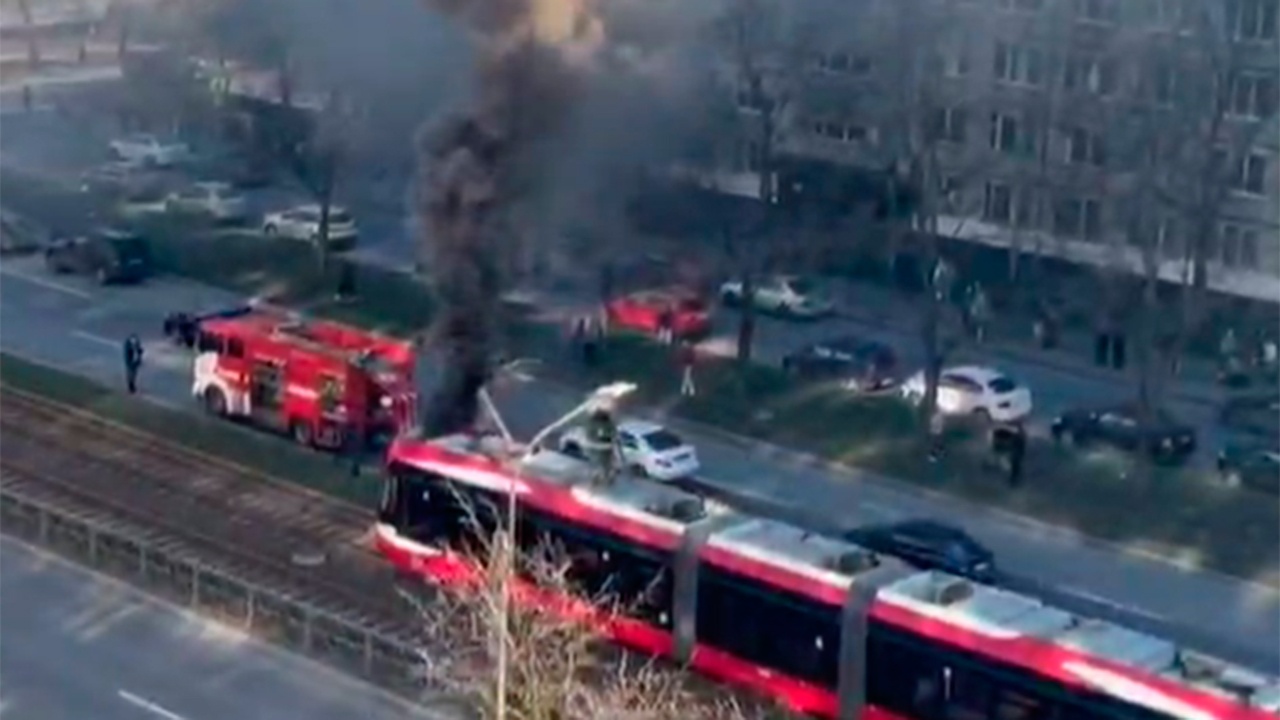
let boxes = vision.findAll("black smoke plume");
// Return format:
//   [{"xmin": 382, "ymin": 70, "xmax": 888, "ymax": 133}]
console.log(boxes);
[{"xmin": 417, "ymin": 0, "xmax": 603, "ymax": 436}]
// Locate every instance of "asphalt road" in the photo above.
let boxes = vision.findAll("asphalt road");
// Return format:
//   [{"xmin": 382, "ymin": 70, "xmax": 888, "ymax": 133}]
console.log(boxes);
[
  {"xmin": 0, "ymin": 537, "xmax": 448, "ymax": 720},
  {"xmin": 1, "ymin": 254, "xmax": 1277, "ymax": 675}
]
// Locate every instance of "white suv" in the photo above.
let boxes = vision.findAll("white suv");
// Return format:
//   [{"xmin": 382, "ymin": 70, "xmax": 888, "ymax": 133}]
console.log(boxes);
[
  {"xmin": 901, "ymin": 365, "xmax": 1034, "ymax": 423},
  {"xmin": 559, "ymin": 420, "xmax": 701, "ymax": 481},
  {"xmin": 108, "ymin": 134, "xmax": 190, "ymax": 167}
]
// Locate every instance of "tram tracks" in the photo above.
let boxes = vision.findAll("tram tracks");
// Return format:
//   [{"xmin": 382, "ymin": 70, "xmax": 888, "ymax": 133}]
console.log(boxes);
[{"xmin": 0, "ymin": 388, "xmax": 424, "ymax": 639}]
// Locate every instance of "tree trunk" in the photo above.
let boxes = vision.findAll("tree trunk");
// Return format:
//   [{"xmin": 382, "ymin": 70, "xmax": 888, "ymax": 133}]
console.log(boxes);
[
  {"xmin": 737, "ymin": 270, "xmax": 756, "ymax": 364},
  {"xmin": 18, "ymin": 0, "xmax": 40, "ymax": 69}
]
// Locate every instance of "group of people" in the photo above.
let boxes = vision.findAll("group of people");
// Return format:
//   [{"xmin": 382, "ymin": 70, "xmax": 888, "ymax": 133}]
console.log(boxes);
[
  {"xmin": 927, "ymin": 409, "xmax": 1028, "ymax": 488},
  {"xmin": 568, "ymin": 304, "xmax": 699, "ymax": 398}
]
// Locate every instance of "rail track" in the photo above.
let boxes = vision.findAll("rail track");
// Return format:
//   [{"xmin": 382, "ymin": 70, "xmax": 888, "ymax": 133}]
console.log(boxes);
[{"xmin": 0, "ymin": 387, "xmax": 424, "ymax": 638}]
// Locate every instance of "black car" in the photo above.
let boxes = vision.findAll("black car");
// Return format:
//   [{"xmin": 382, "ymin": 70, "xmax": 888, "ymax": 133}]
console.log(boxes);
[
  {"xmin": 1051, "ymin": 403, "xmax": 1196, "ymax": 463},
  {"xmin": 844, "ymin": 520, "xmax": 995, "ymax": 581},
  {"xmin": 45, "ymin": 229, "xmax": 152, "ymax": 284},
  {"xmin": 1217, "ymin": 443, "xmax": 1280, "ymax": 495},
  {"xmin": 781, "ymin": 336, "xmax": 899, "ymax": 392}
]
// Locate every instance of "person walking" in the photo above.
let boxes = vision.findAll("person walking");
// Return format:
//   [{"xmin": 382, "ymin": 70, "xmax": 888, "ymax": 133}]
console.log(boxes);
[
  {"xmin": 21, "ymin": 84, "xmax": 32, "ymax": 113},
  {"xmin": 927, "ymin": 409, "xmax": 946, "ymax": 464},
  {"xmin": 123, "ymin": 334, "xmax": 144, "ymax": 394},
  {"xmin": 657, "ymin": 305, "xmax": 675, "ymax": 345},
  {"xmin": 678, "ymin": 341, "xmax": 697, "ymax": 397},
  {"xmin": 992, "ymin": 422, "xmax": 1027, "ymax": 487}
]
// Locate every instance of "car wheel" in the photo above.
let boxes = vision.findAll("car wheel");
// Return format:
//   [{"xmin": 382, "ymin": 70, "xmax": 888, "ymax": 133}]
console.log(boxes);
[
  {"xmin": 263, "ymin": 223, "xmax": 278, "ymax": 237},
  {"xmin": 561, "ymin": 442, "xmax": 583, "ymax": 458},
  {"xmin": 203, "ymin": 387, "xmax": 228, "ymax": 417}
]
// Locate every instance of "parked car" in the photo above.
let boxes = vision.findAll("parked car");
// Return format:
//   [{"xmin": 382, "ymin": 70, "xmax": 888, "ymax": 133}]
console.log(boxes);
[
  {"xmin": 1051, "ymin": 403, "xmax": 1197, "ymax": 463},
  {"xmin": 720, "ymin": 274, "xmax": 835, "ymax": 318},
  {"xmin": 262, "ymin": 204, "xmax": 358, "ymax": 250},
  {"xmin": 80, "ymin": 159, "xmax": 156, "ymax": 196},
  {"xmin": 45, "ymin": 228, "xmax": 151, "ymax": 284},
  {"xmin": 108, "ymin": 134, "xmax": 190, "ymax": 167},
  {"xmin": 844, "ymin": 520, "xmax": 995, "ymax": 582},
  {"xmin": 606, "ymin": 288, "xmax": 712, "ymax": 340},
  {"xmin": 0, "ymin": 210, "xmax": 48, "ymax": 255},
  {"xmin": 1220, "ymin": 391, "xmax": 1280, "ymax": 439},
  {"xmin": 559, "ymin": 419, "xmax": 700, "ymax": 481},
  {"xmin": 901, "ymin": 365, "xmax": 1033, "ymax": 423},
  {"xmin": 115, "ymin": 186, "xmax": 171, "ymax": 220},
  {"xmin": 166, "ymin": 181, "xmax": 248, "ymax": 222},
  {"xmin": 781, "ymin": 335, "xmax": 899, "ymax": 392},
  {"xmin": 1217, "ymin": 443, "xmax": 1280, "ymax": 495}
]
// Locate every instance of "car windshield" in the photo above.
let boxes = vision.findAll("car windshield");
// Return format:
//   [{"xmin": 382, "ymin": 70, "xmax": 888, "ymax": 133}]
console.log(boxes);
[
  {"xmin": 643, "ymin": 429, "xmax": 684, "ymax": 451},
  {"xmin": 987, "ymin": 376, "xmax": 1019, "ymax": 393},
  {"xmin": 786, "ymin": 277, "xmax": 819, "ymax": 295},
  {"xmin": 110, "ymin": 236, "xmax": 148, "ymax": 258}
]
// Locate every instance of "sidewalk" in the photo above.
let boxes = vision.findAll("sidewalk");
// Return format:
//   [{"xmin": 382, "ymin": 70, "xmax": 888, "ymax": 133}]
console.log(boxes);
[{"xmin": 825, "ymin": 280, "xmax": 1231, "ymax": 407}]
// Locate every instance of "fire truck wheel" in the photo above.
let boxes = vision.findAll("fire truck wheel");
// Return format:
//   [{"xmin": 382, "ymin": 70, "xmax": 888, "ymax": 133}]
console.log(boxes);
[
  {"xmin": 203, "ymin": 387, "xmax": 227, "ymax": 416},
  {"xmin": 291, "ymin": 421, "xmax": 314, "ymax": 447}
]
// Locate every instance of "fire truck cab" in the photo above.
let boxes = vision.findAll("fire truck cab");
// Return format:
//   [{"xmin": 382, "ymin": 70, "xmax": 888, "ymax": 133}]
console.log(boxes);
[{"xmin": 191, "ymin": 306, "xmax": 416, "ymax": 449}]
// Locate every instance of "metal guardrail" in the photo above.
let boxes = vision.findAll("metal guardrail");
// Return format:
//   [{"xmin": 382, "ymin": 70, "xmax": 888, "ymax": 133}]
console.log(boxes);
[{"xmin": 0, "ymin": 485, "xmax": 433, "ymax": 701}]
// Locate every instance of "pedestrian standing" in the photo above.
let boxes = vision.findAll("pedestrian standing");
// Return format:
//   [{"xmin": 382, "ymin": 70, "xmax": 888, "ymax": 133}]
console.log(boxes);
[
  {"xmin": 123, "ymin": 334, "xmax": 144, "ymax": 394},
  {"xmin": 583, "ymin": 315, "xmax": 601, "ymax": 367},
  {"xmin": 927, "ymin": 410, "xmax": 946, "ymax": 463},
  {"xmin": 678, "ymin": 341, "xmax": 697, "ymax": 397},
  {"xmin": 657, "ymin": 305, "xmax": 675, "ymax": 345},
  {"xmin": 21, "ymin": 84, "xmax": 31, "ymax": 113},
  {"xmin": 1006, "ymin": 422, "xmax": 1027, "ymax": 487}
]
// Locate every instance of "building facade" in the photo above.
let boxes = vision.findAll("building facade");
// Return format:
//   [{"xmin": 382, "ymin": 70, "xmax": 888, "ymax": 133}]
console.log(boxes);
[{"xmin": 711, "ymin": 0, "xmax": 1279, "ymax": 301}]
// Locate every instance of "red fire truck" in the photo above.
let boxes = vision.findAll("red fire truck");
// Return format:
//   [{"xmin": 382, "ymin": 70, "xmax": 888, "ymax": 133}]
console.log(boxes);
[{"xmin": 190, "ymin": 306, "xmax": 417, "ymax": 448}]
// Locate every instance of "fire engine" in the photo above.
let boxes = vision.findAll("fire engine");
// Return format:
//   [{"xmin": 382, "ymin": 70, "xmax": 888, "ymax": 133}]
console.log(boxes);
[
  {"xmin": 375, "ymin": 384, "xmax": 1280, "ymax": 720},
  {"xmin": 190, "ymin": 305, "xmax": 417, "ymax": 448}
]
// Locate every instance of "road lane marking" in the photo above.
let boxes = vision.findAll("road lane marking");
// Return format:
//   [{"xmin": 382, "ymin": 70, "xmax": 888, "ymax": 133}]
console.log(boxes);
[
  {"xmin": 0, "ymin": 268, "xmax": 92, "ymax": 299},
  {"xmin": 116, "ymin": 690, "xmax": 188, "ymax": 720}
]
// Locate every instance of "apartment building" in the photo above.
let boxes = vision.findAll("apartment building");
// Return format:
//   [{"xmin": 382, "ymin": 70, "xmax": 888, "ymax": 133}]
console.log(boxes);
[{"xmin": 711, "ymin": 0, "xmax": 1279, "ymax": 301}]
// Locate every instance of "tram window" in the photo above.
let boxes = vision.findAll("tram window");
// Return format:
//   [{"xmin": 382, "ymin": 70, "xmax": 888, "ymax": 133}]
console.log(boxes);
[
  {"xmin": 391, "ymin": 465, "xmax": 502, "ymax": 550},
  {"xmin": 377, "ymin": 473, "xmax": 399, "ymax": 524},
  {"xmin": 945, "ymin": 665, "xmax": 995, "ymax": 720},
  {"xmin": 865, "ymin": 626, "xmax": 946, "ymax": 719},
  {"xmin": 695, "ymin": 568, "xmax": 839, "ymax": 689},
  {"xmin": 517, "ymin": 511, "xmax": 674, "ymax": 627}
]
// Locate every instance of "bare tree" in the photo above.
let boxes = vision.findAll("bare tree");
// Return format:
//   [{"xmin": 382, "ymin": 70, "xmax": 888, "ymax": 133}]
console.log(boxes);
[
  {"xmin": 401, "ymin": 507, "xmax": 783, "ymax": 720},
  {"xmin": 1148, "ymin": 1, "xmax": 1278, "ymax": 371},
  {"xmin": 712, "ymin": 0, "xmax": 793, "ymax": 364},
  {"xmin": 14, "ymin": 0, "xmax": 40, "ymax": 68}
]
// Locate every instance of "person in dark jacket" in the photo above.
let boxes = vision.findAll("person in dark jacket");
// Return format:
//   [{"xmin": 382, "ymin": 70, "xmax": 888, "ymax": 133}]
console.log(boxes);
[
  {"xmin": 992, "ymin": 422, "xmax": 1027, "ymax": 487},
  {"xmin": 123, "ymin": 334, "xmax": 144, "ymax": 394}
]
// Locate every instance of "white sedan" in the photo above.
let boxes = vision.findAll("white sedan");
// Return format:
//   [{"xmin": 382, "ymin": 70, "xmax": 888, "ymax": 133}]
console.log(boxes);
[
  {"xmin": 108, "ymin": 134, "xmax": 190, "ymax": 167},
  {"xmin": 719, "ymin": 274, "xmax": 835, "ymax": 318},
  {"xmin": 559, "ymin": 420, "xmax": 700, "ymax": 481},
  {"xmin": 261, "ymin": 204, "xmax": 358, "ymax": 249},
  {"xmin": 901, "ymin": 365, "xmax": 1033, "ymax": 423}
]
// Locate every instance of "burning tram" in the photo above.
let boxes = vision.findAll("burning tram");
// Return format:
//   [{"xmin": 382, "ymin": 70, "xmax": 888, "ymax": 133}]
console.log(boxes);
[{"xmin": 375, "ymin": 394, "xmax": 1279, "ymax": 720}]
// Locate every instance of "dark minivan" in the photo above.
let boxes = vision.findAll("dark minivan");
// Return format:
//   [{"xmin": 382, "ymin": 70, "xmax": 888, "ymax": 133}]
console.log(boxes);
[{"xmin": 45, "ymin": 228, "xmax": 152, "ymax": 284}]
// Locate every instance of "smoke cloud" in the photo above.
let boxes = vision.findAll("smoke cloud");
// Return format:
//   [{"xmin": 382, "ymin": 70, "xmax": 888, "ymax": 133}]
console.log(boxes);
[{"xmin": 417, "ymin": 0, "xmax": 605, "ymax": 436}]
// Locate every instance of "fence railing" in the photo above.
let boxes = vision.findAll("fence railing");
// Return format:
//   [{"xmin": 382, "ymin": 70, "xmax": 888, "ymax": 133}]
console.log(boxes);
[{"xmin": 0, "ymin": 485, "xmax": 437, "ymax": 702}]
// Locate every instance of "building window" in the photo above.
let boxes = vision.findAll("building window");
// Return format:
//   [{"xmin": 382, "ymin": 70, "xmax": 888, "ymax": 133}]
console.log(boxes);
[
  {"xmin": 1075, "ymin": 0, "xmax": 1119, "ymax": 23},
  {"xmin": 994, "ymin": 43, "xmax": 1045, "ymax": 86},
  {"xmin": 999, "ymin": 0, "xmax": 1046, "ymax": 11},
  {"xmin": 1231, "ymin": 0, "xmax": 1279, "ymax": 40},
  {"xmin": 1220, "ymin": 224, "xmax": 1261, "ymax": 268},
  {"xmin": 1229, "ymin": 74, "xmax": 1279, "ymax": 119},
  {"xmin": 813, "ymin": 120, "xmax": 872, "ymax": 143},
  {"xmin": 1149, "ymin": 0, "xmax": 1195, "ymax": 30},
  {"xmin": 930, "ymin": 106, "xmax": 968, "ymax": 144},
  {"xmin": 940, "ymin": 42, "xmax": 971, "ymax": 78},
  {"xmin": 1064, "ymin": 55, "xmax": 1118, "ymax": 96},
  {"xmin": 1065, "ymin": 127, "xmax": 1107, "ymax": 166},
  {"xmin": 1232, "ymin": 152, "xmax": 1269, "ymax": 195},
  {"xmin": 984, "ymin": 182, "xmax": 1013, "ymax": 223},
  {"xmin": 989, "ymin": 113, "xmax": 1036, "ymax": 156},
  {"xmin": 817, "ymin": 52, "xmax": 873, "ymax": 76},
  {"xmin": 1053, "ymin": 196, "xmax": 1103, "ymax": 241},
  {"xmin": 1158, "ymin": 216, "xmax": 1184, "ymax": 260}
]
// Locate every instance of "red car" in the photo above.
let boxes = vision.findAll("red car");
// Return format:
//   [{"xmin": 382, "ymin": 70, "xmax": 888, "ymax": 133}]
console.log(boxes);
[{"xmin": 607, "ymin": 288, "xmax": 712, "ymax": 339}]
